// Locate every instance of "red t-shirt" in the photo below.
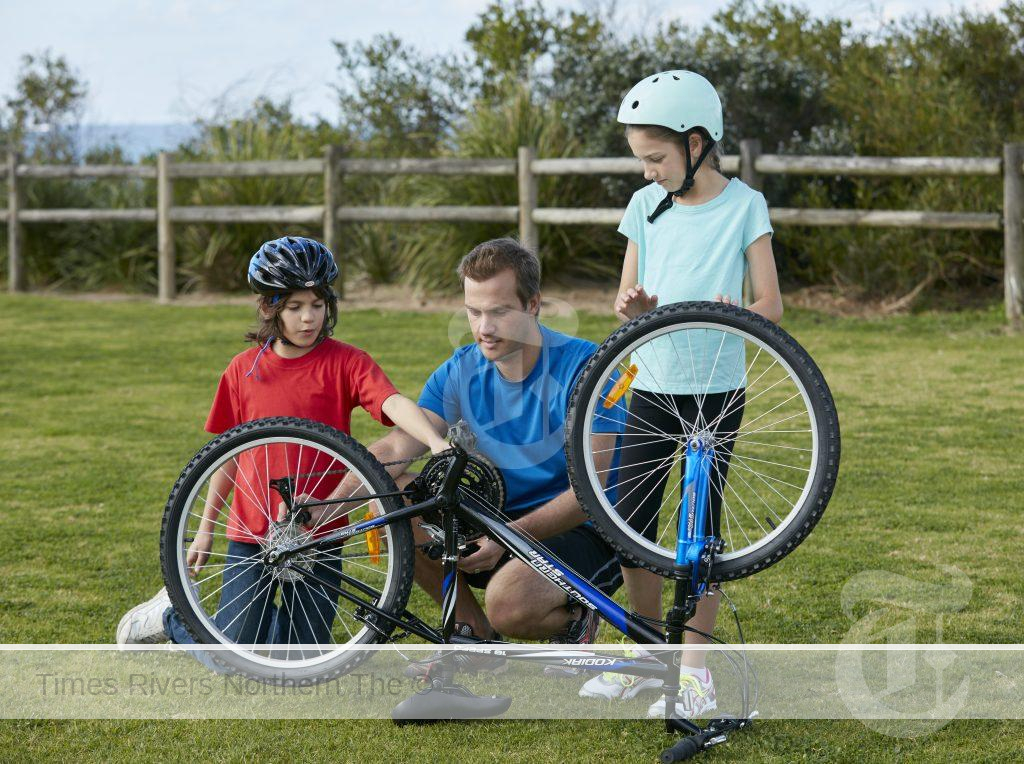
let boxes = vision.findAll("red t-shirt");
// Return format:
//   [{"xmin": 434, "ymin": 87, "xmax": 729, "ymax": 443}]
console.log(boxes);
[{"xmin": 205, "ymin": 338, "xmax": 399, "ymax": 542}]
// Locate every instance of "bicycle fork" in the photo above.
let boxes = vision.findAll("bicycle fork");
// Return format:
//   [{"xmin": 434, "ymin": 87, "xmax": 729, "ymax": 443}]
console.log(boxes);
[{"xmin": 663, "ymin": 436, "xmax": 720, "ymax": 729}]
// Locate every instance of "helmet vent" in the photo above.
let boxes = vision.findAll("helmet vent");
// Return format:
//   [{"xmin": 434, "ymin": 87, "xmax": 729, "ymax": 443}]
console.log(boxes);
[
  {"xmin": 652, "ymin": 77, "xmax": 659, "ymax": 82},
  {"xmin": 631, "ymin": 100, "xmax": 639, "ymax": 109},
  {"xmin": 673, "ymin": 75, "xmax": 680, "ymax": 80}
]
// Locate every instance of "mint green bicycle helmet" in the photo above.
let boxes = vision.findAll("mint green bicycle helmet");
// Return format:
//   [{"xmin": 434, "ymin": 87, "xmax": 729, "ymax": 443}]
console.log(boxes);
[{"xmin": 618, "ymin": 70, "xmax": 723, "ymax": 221}]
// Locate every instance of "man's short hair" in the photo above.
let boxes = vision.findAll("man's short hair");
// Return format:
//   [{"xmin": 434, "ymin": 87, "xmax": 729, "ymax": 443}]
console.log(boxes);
[{"xmin": 457, "ymin": 238, "xmax": 541, "ymax": 308}]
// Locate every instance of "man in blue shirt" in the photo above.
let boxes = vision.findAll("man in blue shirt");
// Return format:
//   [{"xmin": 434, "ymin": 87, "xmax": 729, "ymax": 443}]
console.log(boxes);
[{"xmin": 364, "ymin": 238, "xmax": 625, "ymax": 648}]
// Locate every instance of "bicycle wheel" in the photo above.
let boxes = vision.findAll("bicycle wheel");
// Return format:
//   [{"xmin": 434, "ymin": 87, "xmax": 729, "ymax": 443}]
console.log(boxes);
[
  {"xmin": 159, "ymin": 417, "xmax": 415, "ymax": 682},
  {"xmin": 566, "ymin": 301, "xmax": 839, "ymax": 581}
]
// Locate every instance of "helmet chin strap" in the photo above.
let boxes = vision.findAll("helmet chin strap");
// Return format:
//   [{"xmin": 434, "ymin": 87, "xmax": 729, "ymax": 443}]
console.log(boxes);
[{"xmin": 646, "ymin": 135, "xmax": 718, "ymax": 224}]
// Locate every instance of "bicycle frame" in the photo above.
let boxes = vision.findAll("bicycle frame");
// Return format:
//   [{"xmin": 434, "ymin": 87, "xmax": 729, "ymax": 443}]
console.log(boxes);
[{"xmin": 265, "ymin": 443, "xmax": 719, "ymax": 680}]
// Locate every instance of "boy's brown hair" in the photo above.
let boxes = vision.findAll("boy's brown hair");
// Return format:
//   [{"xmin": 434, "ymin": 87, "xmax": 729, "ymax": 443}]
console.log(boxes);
[
  {"xmin": 457, "ymin": 237, "xmax": 541, "ymax": 308},
  {"xmin": 244, "ymin": 286, "xmax": 339, "ymax": 346}
]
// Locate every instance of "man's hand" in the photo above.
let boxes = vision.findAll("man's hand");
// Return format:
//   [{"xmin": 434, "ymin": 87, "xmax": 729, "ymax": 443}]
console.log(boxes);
[
  {"xmin": 615, "ymin": 284, "xmax": 659, "ymax": 321},
  {"xmin": 456, "ymin": 538, "xmax": 505, "ymax": 575}
]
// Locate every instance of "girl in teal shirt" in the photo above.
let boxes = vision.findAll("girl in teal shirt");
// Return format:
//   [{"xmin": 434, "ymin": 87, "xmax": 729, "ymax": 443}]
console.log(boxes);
[{"xmin": 580, "ymin": 70, "xmax": 783, "ymax": 718}]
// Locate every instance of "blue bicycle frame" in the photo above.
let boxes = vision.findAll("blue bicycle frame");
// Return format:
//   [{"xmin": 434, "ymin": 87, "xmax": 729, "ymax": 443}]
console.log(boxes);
[{"xmin": 274, "ymin": 442, "xmax": 719, "ymax": 679}]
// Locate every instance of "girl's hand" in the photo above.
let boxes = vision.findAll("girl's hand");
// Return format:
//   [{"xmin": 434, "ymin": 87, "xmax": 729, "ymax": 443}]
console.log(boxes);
[
  {"xmin": 615, "ymin": 284, "xmax": 659, "ymax": 321},
  {"xmin": 714, "ymin": 294, "xmax": 740, "ymax": 307},
  {"xmin": 186, "ymin": 530, "xmax": 213, "ymax": 577}
]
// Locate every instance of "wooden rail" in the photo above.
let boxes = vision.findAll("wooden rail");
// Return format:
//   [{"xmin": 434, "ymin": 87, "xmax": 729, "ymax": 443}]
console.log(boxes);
[{"xmin": 3, "ymin": 145, "xmax": 1023, "ymax": 328}]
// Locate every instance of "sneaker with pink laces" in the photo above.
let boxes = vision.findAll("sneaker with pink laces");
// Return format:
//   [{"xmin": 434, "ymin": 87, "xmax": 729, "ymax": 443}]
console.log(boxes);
[{"xmin": 646, "ymin": 667, "xmax": 717, "ymax": 718}]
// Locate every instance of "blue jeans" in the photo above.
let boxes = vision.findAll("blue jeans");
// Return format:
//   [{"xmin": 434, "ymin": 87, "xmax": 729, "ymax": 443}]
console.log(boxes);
[{"xmin": 164, "ymin": 540, "xmax": 344, "ymax": 661}]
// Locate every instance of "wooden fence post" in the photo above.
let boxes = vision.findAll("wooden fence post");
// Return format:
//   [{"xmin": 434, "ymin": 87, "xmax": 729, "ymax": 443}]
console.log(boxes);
[
  {"xmin": 323, "ymin": 145, "xmax": 344, "ymax": 298},
  {"xmin": 157, "ymin": 152, "xmax": 175, "ymax": 302},
  {"xmin": 7, "ymin": 152, "xmax": 25, "ymax": 293},
  {"xmin": 518, "ymin": 146, "xmax": 538, "ymax": 253},
  {"xmin": 1004, "ymin": 143, "xmax": 1024, "ymax": 332},
  {"xmin": 739, "ymin": 138, "xmax": 763, "ymax": 190},
  {"xmin": 739, "ymin": 139, "xmax": 763, "ymax": 305}
]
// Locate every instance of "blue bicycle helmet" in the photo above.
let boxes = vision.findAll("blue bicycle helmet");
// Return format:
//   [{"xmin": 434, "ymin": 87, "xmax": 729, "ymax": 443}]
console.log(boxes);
[
  {"xmin": 247, "ymin": 236, "xmax": 339, "ymax": 295},
  {"xmin": 243, "ymin": 237, "xmax": 340, "ymax": 379}
]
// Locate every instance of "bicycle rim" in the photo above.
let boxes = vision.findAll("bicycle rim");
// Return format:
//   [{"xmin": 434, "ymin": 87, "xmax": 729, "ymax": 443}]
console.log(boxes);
[
  {"xmin": 574, "ymin": 311, "xmax": 833, "ymax": 578},
  {"xmin": 166, "ymin": 433, "xmax": 403, "ymax": 674}
]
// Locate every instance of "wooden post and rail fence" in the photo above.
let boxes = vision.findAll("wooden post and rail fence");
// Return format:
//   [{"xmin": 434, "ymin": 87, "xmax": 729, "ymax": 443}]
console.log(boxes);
[{"xmin": 3, "ymin": 141, "xmax": 1023, "ymax": 330}]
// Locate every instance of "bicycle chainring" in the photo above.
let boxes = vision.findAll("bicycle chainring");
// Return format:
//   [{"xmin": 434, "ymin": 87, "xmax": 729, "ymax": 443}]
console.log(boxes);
[{"xmin": 413, "ymin": 452, "xmax": 507, "ymax": 516}]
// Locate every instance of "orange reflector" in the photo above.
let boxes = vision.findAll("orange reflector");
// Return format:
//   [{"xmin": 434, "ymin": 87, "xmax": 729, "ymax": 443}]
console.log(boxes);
[
  {"xmin": 603, "ymin": 364, "xmax": 638, "ymax": 409},
  {"xmin": 364, "ymin": 510, "xmax": 381, "ymax": 564}
]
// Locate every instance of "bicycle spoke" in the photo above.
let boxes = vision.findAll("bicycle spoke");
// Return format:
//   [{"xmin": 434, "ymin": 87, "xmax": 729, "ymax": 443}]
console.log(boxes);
[{"xmin": 573, "ymin": 306, "xmax": 835, "ymax": 579}]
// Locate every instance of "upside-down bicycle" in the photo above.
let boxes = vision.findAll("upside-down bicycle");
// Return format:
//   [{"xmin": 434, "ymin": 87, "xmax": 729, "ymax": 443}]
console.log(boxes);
[{"xmin": 160, "ymin": 302, "xmax": 840, "ymax": 762}]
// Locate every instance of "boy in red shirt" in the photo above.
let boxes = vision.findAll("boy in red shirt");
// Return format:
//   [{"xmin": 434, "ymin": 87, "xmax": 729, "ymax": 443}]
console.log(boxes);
[{"xmin": 117, "ymin": 236, "xmax": 448, "ymax": 647}]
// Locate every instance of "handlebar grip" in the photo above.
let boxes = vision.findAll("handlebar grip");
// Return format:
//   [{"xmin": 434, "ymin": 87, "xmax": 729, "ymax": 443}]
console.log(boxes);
[{"xmin": 660, "ymin": 734, "xmax": 703, "ymax": 763}]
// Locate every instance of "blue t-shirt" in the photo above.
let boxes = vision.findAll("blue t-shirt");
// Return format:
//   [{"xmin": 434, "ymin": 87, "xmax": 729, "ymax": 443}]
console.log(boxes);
[
  {"xmin": 418, "ymin": 324, "xmax": 626, "ymax": 513},
  {"xmin": 618, "ymin": 178, "xmax": 773, "ymax": 394}
]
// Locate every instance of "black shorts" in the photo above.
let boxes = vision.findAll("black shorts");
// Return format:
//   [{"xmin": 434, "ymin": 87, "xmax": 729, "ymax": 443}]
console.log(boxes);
[
  {"xmin": 615, "ymin": 389, "xmax": 745, "ymax": 569},
  {"xmin": 462, "ymin": 522, "xmax": 623, "ymax": 597}
]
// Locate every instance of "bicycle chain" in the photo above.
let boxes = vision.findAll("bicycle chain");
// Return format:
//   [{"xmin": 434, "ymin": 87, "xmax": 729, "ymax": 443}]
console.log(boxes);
[{"xmin": 289, "ymin": 454, "xmax": 423, "ymax": 480}]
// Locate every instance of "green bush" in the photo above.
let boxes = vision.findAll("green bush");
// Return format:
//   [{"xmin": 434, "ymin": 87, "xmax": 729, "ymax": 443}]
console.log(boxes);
[
  {"xmin": 399, "ymin": 84, "xmax": 621, "ymax": 293},
  {"xmin": 4, "ymin": 1, "xmax": 1022, "ymax": 306}
]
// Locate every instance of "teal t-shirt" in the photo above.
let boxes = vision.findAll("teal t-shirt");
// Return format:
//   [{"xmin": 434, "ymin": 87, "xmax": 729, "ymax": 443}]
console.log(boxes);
[{"xmin": 618, "ymin": 178, "xmax": 773, "ymax": 395}]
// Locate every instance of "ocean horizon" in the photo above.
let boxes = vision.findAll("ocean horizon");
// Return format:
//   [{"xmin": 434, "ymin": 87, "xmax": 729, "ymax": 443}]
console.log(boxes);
[{"xmin": 68, "ymin": 123, "xmax": 201, "ymax": 162}]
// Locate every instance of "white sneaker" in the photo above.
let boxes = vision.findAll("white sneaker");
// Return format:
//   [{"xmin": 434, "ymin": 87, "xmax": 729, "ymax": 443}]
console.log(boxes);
[
  {"xmin": 579, "ymin": 648, "xmax": 664, "ymax": 700},
  {"xmin": 646, "ymin": 668, "xmax": 717, "ymax": 719},
  {"xmin": 580, "ymin": 671, "xmax": 664, "ymax": 700},
  {"xmin": 116, "ymin": 587, "xmax": 171, "ymax": 645}
]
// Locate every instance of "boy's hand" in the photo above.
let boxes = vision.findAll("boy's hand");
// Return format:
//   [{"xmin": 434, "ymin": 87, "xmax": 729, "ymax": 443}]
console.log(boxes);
[
  {"xmin": 428, "ymin": 436, "xmax": 450, "ymax": 456},
  {"xmin": 282, "ymin": 493, "xmax": 331, "ymax": 528},
  {"xmin": 289, "ymin": 479, "xmax": 364, "ymax": 528},
  {"xmin": 187, "ymin": 530, "xmax": 213, "ymax": 577},
  {"xmin": 615, "ymin": 284, "xmax": 658, "ymax": 321}
]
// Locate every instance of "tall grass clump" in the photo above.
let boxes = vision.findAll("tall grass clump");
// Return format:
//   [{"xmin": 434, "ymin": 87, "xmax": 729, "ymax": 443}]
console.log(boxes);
[
  {"xmin": 171, "ymin": 98, "xmax": 343, "ymax": 292},
  {"xmin": 16, "ymin": 145, "xmax": 156, "ymax": 292}
]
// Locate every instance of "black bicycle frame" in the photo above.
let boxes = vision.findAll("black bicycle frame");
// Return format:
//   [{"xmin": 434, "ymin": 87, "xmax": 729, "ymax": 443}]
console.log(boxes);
[{"xmin": 265, "ymin": 447, "xmax": 672, "ymax": 677}]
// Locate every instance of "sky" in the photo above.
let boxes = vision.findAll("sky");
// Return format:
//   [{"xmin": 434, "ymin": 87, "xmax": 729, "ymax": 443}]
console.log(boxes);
[{"xmin": 0, "ymin": 0, "xmax": 1009, "ymax": 126}]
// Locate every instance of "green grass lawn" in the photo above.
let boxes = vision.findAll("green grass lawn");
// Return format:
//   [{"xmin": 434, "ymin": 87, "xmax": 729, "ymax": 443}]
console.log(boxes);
[{"xmin": 1, "ymin": 295, "xmax": 1022, "ymax": 762}]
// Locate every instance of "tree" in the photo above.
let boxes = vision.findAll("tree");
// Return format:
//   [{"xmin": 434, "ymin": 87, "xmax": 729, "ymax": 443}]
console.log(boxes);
[
  {"xmin": 333, "ymin": 34, "xmax": 470, "ymax": 157},
  {"xmin": 1, "ymin": 51, "xmax": 87, "ymax": 161}
]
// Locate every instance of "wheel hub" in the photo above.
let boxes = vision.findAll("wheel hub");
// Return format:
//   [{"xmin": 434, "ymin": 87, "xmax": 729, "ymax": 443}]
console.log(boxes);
[{"xmin": 264, "ymin": 521, "xmax": 315, "ymax": 582}]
